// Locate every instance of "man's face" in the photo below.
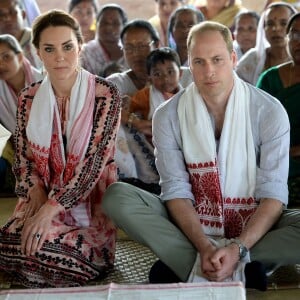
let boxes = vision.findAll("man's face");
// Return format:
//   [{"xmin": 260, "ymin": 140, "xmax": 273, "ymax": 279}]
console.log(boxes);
[
  {"xmin": 0, "ymin": 0, "xmax": 25, "ymax": 41},
  {"xmin": 189, "ymin": 30, "xmax": 236, "ymax": 100}
]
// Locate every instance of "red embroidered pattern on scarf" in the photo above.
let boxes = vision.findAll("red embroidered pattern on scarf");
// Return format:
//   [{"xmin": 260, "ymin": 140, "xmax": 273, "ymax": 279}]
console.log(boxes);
[
  {"xmin": 28, "ymin": 140, "xmax": 50, "ymax": 180},
  {"xmin": 64, "ymin": 153, "xmax": 80, "ymax": 183},
  {"xmin": 188, "ymin": 161, "xmax": 257, "ymax": 238}
]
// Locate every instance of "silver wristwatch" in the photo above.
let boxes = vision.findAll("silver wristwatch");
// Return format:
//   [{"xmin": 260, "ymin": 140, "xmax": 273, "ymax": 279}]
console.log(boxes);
[{"xmin": 230, "ymin": 238, "xmax": 248, "ymax": 260}]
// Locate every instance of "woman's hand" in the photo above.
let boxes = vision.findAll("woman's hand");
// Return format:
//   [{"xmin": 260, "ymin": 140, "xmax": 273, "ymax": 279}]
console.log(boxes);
[
  {"xmin": 21, "ymin": 201, "xmax": 63, "ymax": 256},
  {"xmin": 23, "ymin": 185, "xmax": 48, "ymax": 221},
  {"xmin": 121, "ymin": 95, "xmax": 131, "ymax": 125}
]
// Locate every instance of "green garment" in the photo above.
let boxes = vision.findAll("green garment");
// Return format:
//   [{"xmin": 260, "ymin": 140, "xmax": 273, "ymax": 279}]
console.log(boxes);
[{"xmin": 257, "ymin": 66, "xmax": 300, "ymax": 205}]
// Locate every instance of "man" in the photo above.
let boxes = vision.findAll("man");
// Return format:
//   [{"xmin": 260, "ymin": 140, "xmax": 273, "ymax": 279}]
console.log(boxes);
[
  {"xmin": 102, "ymin": 21, "xmax": 300, "ymax": 290},
  {"xmin": 0, "ymin": 0, "xmax": 41, "ymax": 68}
]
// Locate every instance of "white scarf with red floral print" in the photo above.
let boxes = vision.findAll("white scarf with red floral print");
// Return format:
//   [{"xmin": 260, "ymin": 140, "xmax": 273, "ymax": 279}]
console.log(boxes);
[
  {"xmin": 177, "ymin": 73, "xmax": 258, "ymax": 238},
  {"xmin": 26, "ymin": 69, "xmax": 95, "ymax": 226}
]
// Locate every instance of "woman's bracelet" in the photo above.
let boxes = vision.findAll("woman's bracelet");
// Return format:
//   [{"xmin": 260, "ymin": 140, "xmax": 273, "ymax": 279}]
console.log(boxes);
[{"xmin": 127, "ymin": 112, "xmax": 138, "ymax": 129}]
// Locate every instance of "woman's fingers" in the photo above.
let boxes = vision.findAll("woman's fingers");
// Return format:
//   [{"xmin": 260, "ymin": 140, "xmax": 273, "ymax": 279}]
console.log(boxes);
[
  {"xmin": 30, "ymin": 232, "xmax": 43, "ymax": 255},
  {"xmin": 21, "ymin": 219, "xmax": 43, "ymax": 256}
]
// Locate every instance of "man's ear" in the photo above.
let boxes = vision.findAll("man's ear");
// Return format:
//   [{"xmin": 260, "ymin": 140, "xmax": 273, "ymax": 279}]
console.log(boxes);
[{"xmin": 231, "ymin": 49, "xmax": 238, "ymax": 68}]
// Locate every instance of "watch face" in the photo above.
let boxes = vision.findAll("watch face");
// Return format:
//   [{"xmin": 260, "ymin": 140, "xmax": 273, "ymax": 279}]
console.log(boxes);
[{"xmin": 240, "ymin": 245, "xmax": 248, "ymax": 259}]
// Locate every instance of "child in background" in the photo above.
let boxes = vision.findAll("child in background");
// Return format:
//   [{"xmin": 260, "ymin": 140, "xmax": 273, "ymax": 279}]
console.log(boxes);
[{"xmin": 123, "ymin": 47, "xmax": 183, "ymax": 139}]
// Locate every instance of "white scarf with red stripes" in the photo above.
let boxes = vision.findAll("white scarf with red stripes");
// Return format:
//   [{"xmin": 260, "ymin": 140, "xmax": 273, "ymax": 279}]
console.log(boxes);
[
  {"xmin": 177, "ymin": 73, "xmax": 257, "ymax": 238},
  {"xmin": 26, "ymin": 69, "xmax": 95, "ymax": 226}
]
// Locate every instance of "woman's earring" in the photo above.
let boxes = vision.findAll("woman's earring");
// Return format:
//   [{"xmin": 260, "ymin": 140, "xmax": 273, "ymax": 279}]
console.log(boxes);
[{"xmin": 41, "ymin": 65, "xmax": 46, "ymax": 76}]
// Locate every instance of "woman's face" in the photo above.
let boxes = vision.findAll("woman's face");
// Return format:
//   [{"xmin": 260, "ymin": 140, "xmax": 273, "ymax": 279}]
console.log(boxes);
[
  {"xmin": 264, "ymin": 6, "xmax": 292, "ymax": 48},
  {"xmin": 122, "ymin": 27, "xmax": 157, "ymax": 74},
  {"xmin": 288, "ymin": 17, "xmax": 300, "ymax": 65},
  {"xmin": 97, "ymin": 9, "xmax": 123, "ymax": 44},
  {"xmin": 157, "ymin": 0, "xmax": 181, "ymax": 24},
  {"xmin": 206, "ymin": 0, "xmax": 228, "ymax": 11},
  {"xmin": 70, "ymin": 0, "xmax": 96, "ymax": 32},
  {"xmin": 234, "ymin": 15, "xmax": 258, "ymax": 53},
  {"xmin": 172, "ymin": 10, "xmax": 198, "ymax": 48},
  {"xmin": 0, "ymin": 43, "xmax": 22, "ymax": 81},
  {"xmin": 36, "ymin": 26, "xmax": 81, "ymax": 83}
]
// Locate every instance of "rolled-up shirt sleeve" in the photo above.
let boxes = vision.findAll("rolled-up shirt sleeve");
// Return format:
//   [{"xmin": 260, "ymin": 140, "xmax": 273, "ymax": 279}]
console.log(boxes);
[
  {"xmin": 152, "ymin": 93, "xmax": 194, "ymax": 203},
  {"xmin": 251, "ymin": 88, "xmax": 290, "ymax": 205}
]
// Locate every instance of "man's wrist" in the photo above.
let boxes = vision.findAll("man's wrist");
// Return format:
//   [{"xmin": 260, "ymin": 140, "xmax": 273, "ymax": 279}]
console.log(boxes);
[{"xmin": 229, "ymin": 238, "xmax": 249, "ymax": 260}]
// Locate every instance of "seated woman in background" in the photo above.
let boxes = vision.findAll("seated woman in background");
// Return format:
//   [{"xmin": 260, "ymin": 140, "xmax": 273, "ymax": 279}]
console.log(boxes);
[
  {"xmin": 0, "ymin": 10, "xmax": 121, "ymax": 288},
  {"xmin": 168, "ymin": 6, "xmax": 204, "ymax": 66},
  {"xmin": 233, "ymin": 10, "xmax": 260, "ymax": 61},
  {"xmin": 236, "ymin": 2, "xmax": 297, "ymax": 85},
  {"xmin": 80, "ymin": 4, "xmax": 128, "ymax": 77},
  {"xmin": 0, "ymin": 34, "xmax": 42, "ymax": 194},
  {"xmin": 264, "ymin": 0, "xmax": 300, "ymax": 11},
  {"xmin": 107, "ymin": 19, "xmax": 160, "ymax": 188},
  {"xmin": 0, "ymin": 124, "xmax": 12, "ymax": 194},
  {"xmin": 68, "ymin": 0, "xmax": 98, "ymax": 43},
  {"xmin": 192, "ymin": 0, "xmax": 245, "ymax": 31},
  {"xmin": 257, "ymin": 12, "xmax": 300, "ymax": 207},
  {"xmin": 149, "ymin": 0, "xmax": 185, "ymax": 46}
]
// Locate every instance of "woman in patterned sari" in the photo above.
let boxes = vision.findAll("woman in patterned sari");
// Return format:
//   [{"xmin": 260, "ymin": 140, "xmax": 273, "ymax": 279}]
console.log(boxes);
[
  {"xmin": 0, "ymin": 10, "xmax": 121, "ymax": 288},
  {"xmin": 0, "ymin": 34, "xmax": 42, "ymax": 193},
  {"xmin": 257, "ymin": 12, "xmax": 300, "ymax": 206}
]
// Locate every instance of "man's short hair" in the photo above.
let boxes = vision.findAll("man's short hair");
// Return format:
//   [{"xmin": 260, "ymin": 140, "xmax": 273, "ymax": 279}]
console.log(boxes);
[{"xmin": 187, "ymin": 21, "xmax": 233, "ymax": 53}]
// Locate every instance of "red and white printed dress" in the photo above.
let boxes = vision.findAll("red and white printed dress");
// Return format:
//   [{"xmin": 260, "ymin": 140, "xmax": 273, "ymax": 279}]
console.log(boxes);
[{"xmin": 0, "ymin": 75, "xmax": 121, "ymax": 288}]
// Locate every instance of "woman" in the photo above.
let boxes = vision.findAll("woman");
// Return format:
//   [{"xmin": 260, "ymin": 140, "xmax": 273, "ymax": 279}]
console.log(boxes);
[
  {"xmin": 80, "ymin": 4, "xmax": 128, "ymax": 77},
  {"xmin": 149, "ymin": 0, "xmax": 184, "ymax": 46},
  {"xmin": 264, "ymin": 0, "xmax": 300, "ymax": 11},
  {"xmin": 233, "ymin": 10, "xmax": 260, "ymax": 61},
  {"xmin": 107, "ymin": 19, "xmax": 160, "ymax": 187},
  {"xmin": 0, "ymin": 34, "xmax": 42, "ymax": 134},
  {"xmin": 236, "ymin": 2, "xmax": 297, "ymax": 85},
  {"xmin": 68, "ymin": 0, "xmax": 98, "ymax": 43},
  {"xmin": 0, "ymin": 10, "xmax": 121, "ymax": 288},
  {"xmin": 193, "ymin": 0, "xmax": 244, "ymax": 31},
  {"xmin": 257, "ymin": 12, "xmax": 300, "ymax": 206},
  {"xmin": 168, "ymin": 6, "xmax": 204, "ymax": 65},
  {"xmin": 0, "ymin": 34, "xmax": 42, "ymax": 193}
]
